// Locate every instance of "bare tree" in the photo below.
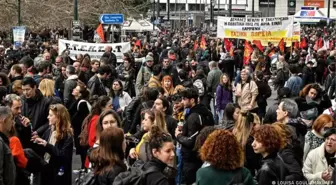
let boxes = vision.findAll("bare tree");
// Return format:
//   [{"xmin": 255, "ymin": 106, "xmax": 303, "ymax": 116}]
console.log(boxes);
[{"xmin": 0, "ymin": 0, "xmax": 150, "ymax": 30}]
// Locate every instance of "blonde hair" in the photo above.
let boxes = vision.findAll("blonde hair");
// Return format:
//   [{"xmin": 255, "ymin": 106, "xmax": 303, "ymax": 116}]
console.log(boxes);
[
  {"xmin": 39, "ymin": 79, "xmax": 55, "ymax": 97},
  {"xmin": 233, "ymin": 111, "xmax": 260, "ymax": 149}
]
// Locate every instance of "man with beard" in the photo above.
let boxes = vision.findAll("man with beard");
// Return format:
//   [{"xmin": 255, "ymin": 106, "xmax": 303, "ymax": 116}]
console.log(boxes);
[
  {"xmin": 135, "ymin": 55, "xmax": 154, "ymax": 95},
  {"xmin": 161, "ymin": 57, "xmax": 179, "ymax": 85}
]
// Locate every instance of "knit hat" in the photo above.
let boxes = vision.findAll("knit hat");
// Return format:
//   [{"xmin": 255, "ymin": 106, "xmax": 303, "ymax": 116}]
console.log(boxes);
[{"xmin": 145, "ymin": 56, "xmax": 154, "ymax": 62}]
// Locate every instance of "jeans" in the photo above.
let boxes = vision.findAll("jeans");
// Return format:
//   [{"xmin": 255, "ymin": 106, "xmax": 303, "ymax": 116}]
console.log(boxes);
[
  {"xmin": 217, "ymin": 109, "xmax": 224, "ymax": 122},
  {"xmin": 175, "ymin": 146, "xmax": 182, "ymax": 185}
]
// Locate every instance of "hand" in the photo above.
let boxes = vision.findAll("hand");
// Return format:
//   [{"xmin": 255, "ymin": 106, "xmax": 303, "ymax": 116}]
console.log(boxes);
[
  {"xmin": 129, "ymin": 148, "xmax": 138, "ymax": 159},
  {"xmin": 31, "ymin": 131, "xmax": 38, "ymax": 136},
  {"xmin": 235, "ymin": 91, "xmax": 241, "ymax": 97},
  {"xmin": 33, "ymin": 138, "xmax": 47, "ymax": 147},
  {"xmin": 20, "ymin": 116, "xmax": 31, "ymax": 127},
  {"xmin": 175, "ymin": 127, "xmax": 182, "ymax": 137},
  {"xmin": 247, "ymin": 105, "xmax": 253, "ymax": 110},
  {"xmin": 117, "ymin": 108, "xmax": 122, "ymax": 113},
  {"xmin": 322, "ymin": 170, "xmax": 331, "ymax": 181}
]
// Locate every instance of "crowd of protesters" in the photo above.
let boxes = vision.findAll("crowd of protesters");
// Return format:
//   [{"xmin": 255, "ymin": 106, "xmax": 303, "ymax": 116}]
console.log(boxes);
[{"xmin": 0, "ymin": 24, "xmax": 336, "ymax": 185}]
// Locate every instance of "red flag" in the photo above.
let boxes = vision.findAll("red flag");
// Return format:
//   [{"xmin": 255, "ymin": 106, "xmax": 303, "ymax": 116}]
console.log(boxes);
[
  {"xmin": 300, "ymin": 37, "xmax": 307, "ymax": 49},
  {"xmin": 224, "ymin": 38, "xmax": 232, "ymax": 52},
  {"xmin": 243, "ymin": 41, "xmax": 253, "ymax": 65},
  {"xmin": 278, "ymin": 38, "xmax": 285, "ymax": 53},
  {"xmin": 200, "ymin": 35, "xmax": 206, "ymax": 49},
  {"xmin": 268, "ymin": 49, "xmax": 275, "ymax": 58},
  {"xmin": 96, "ymin": 24, "xmax": 105, "ymax": 42},
  {"xmin": 193, "ymin": 40, "xmax": 198, "ymax": 50},
  {"xmin": 318, "ymin": 38, "xmax": 323, "ymax": 49},
  {"xmin": 293, "ymin": 41, "xmax": 299, "ymax": 49},
  {"xmin": 229, "ymin": 47, "xmax": 234, "ymax": 57},
  {"xmin": 252, "ymin": 40, "xmax": 264, "ymax": 52},
  {"xmin": 133, "ymin": 40, "xmax": 141, "ymax": 52}
]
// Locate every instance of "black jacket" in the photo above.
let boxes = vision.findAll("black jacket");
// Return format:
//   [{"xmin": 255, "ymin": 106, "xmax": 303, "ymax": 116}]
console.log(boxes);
[
  {"xmin": 176, "ymin": 104, "xmax": 208, "ymax": 163},
  {"xmin": 256, "ymin": 152, "xmax": 287, "ymax": 185},
  {"xmin": 144, "ymin": 159, "xmax": 175, "ymax": 185},
  {"xmin": 37, "ymin": 127, "xmax": 74, "ymax": 185},
  {"xmin": 302, "ymin": 66, "xmax": 315, "ymax": 86},
  {"xmin": 279, "ymin": 144, "xmax": 305, "ymax": 181},
  {"xmin": 165, "ymin": 115, "xmax": 177, "ymax": 140},
  {"xmin": 22, "ymin": 89, "xmax": 51, "ymax": 136},
  {"xmin": 255, "ymin": 80, "xmax": 272, "ymax": 107},
  {"xmin": 0, "ymin": 132, "xmax": 16, "ymax": 185},
  {"xmin": 123, "ymin": 97, "xmax": 141, "ymax": 134},
  {"xmin": 95, "ymin": 163, "xmax": 126, "ymax": 185},
  {"xmin": 87, "ymin": 75, "xmax": 107, "ymax": 97},
  {"xmin": 68, "ymin": 98, "xmax": 90, "ymax": 155},
  {"xmin": 63, "ymin": 75, "xmax": 78, "ymax": 106}
]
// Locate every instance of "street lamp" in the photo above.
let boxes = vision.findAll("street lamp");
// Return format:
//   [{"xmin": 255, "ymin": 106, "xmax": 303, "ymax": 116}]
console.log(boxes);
[
  {"xmin": 18, "ymin": 0, "xmax": 21, "ymax": 25},
  {"xmin": 74, "ymin": 0, "xmax": 78, "ymax": 20}
]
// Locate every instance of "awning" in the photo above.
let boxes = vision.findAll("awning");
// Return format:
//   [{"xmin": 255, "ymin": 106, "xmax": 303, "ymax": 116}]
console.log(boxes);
[{"xmin": 121, "ymin": 19, "xmax": 161, "ymax": 32}]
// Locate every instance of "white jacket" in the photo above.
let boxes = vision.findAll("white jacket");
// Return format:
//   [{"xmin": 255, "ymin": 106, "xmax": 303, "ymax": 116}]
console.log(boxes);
[
  {"xmin": 303, "ymin": 143, "xmax": 334, "ymax": 184},
  {"xmin": 117, "ymin": 91, "xmax": 132, "ymax": 111}
]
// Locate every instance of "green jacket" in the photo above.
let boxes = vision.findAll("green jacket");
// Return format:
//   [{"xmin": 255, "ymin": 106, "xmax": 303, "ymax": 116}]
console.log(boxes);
[
  {"xmin": 196, "ymin": 166, "xmax": 256, "ymax": 185},
  {"xmin": 207, "ymin": 67, "xmax": 223, "ymax": 95}
]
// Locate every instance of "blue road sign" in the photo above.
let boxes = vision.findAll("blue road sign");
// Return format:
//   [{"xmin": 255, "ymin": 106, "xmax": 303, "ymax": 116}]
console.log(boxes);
[{"xmin": 99, "ymin": 14, "xmax": 124, "ymax": 24}]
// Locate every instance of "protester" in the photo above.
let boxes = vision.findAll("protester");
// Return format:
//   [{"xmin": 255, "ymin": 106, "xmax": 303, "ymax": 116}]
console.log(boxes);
[
  {"xmin": 252, "ymin": 124, "xmax": 287, "ymax": 185},
  {"xmin": 196, "ymin": 129, "xmax": 255, "ymax": 185},
  {"xmin": 303, "ymin": 128, "xmax": 336, "ymax": 184},
  {"xmin": 32, "ymin": 104, "xmax": 73, "ymax": 185},
  {"xmin": 235, "ymin": 69, "xmax": 258, "ymax": 112},
  {"xmin": 89, "ymin": 127, "xmax": 126, "ymax": 184}
]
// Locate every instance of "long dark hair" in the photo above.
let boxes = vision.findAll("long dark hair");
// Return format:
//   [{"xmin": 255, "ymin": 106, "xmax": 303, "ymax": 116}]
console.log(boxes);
[
  {"xmin": 96, "ymin": 110, "xmax": 122, "ymax": 138},
  {"xmin": 84, "ymin": 96, "xmax": 110, "ymax": 123},
  {"xmin": 89, "ymin": 127, "xmax": 126, "ymax": 175},
  {"xmin": 110, "ymin": 79, "xmax": 124, "ymax": 98}
]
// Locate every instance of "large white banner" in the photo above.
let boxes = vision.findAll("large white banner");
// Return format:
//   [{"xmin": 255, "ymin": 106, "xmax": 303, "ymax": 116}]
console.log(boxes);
[
  {"xmin": 217, "ymin": 16, "xmax": 294, "ymax": 41},
  {"xmin": 58, "ymin": 39, "xmax": 131, "ymax": 62}
]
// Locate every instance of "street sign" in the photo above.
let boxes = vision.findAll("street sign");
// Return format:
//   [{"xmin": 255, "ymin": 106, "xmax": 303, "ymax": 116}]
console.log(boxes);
[{"xmin": 99, "ymin": 14, "xmax": 124, "ymax": 24}]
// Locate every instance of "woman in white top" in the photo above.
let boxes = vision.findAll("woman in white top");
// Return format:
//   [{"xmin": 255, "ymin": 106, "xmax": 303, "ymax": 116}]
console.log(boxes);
[{"xmin": 110, "ymin": 79, "xmax": 132, "ymax": 118}]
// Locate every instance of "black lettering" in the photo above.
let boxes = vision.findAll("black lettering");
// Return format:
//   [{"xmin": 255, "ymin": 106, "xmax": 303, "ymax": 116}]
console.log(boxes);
[{"xmin": 114, "ymin": 45, "xmax": 122, "ymax": 52}]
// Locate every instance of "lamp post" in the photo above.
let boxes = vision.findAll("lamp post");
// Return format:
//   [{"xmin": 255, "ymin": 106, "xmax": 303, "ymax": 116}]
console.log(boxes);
[
  {"xmin": 74, "ymin": 0, "xmax": 78, "ymax": 20},
  {"xmin": 328, "ymin": 0, "xmax": 331, "ymax": 25},
  {"xmin": 18, "ymin": 0, "xmax": 21, "ymax": 25},
  {"xmin": 229, "ymin": 0, "xmax": 232, "ymax": 16},
  {"xmin": 252, "ymin": 0, "xmax": 254, "ymax": 17}
]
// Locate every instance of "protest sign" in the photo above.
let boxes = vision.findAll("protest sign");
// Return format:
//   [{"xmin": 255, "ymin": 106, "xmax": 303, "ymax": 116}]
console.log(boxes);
[
  {"xmin": 13, "ymin": 26, "xmax": 26, "ymax": 48},
  {"xmin": 260, "ymin": 22, "xmax": 300, "ymax": 46},
  {"xmin": 58, "ymin": 39, "xmax": 131, "ymax": 62},
  {"xmin": 217, "ymin": 16, "xmax": 294, "ymax": 42}
]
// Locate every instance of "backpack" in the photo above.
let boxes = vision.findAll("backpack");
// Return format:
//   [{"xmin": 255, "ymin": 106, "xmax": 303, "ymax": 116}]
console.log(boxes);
[
  {"xmin": 198, "ymin": 108, "xmax": 215, "ymax": 128},
  {"xmin": 78, "ymin": 116, "xmax": 91, "ymax": 147},
  {"xmin": 113, "ymin": 163, "xmax": 158, "ymax": 185},
  {"xmin": 78, "ymin": 99, "xmax": 92, "ymax": 112},
  {"xmin": 193, "ymin": 79, "xmax": 205, "ymax": 96}
]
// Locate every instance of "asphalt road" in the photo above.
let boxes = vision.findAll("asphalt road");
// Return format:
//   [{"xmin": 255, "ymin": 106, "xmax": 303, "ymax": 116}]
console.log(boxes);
[{"xmin": 70, "ymin": 81, "xmax": 279, "ymax": 184}]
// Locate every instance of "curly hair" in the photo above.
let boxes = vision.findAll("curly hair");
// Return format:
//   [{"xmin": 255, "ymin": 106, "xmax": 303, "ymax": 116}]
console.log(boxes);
[
  {"xmin": 253, "ymin": 125, "xmax": 284, "ymax": 154},
  {"xmin": 200, "ymin": 130, "xmax": 244, "ymax": 170},
  {"xmin": 194, "ymin": 126, "xmax": 216, "ymax": 152},
  {"xmin": 299, "ymin": 83, "xmax": 322, "ymax": 99},
  {"xmin": 272, "ymin": 122, "xmax": 292, "ymax": 149}
]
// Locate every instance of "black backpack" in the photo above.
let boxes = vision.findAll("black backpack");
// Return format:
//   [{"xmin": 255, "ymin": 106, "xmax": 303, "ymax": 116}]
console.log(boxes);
[{"xmin": 113, "ymin": 163, "xmax": 158, "ymax": 185}]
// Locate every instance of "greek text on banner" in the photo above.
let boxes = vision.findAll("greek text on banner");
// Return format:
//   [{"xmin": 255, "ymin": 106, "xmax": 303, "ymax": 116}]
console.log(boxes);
[
  {"xmin": 58, "ymin": 39, "xmax": 131, "ymax": 63},
  {"xmin": 217, "ymin": 16, "xmax": 294, "ymax": 41}
]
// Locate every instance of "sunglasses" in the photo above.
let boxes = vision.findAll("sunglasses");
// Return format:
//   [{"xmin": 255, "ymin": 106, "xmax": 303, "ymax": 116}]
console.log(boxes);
[{"xmin": 50, "ymin": 104, "xmax": 58, "ymax": 111}]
